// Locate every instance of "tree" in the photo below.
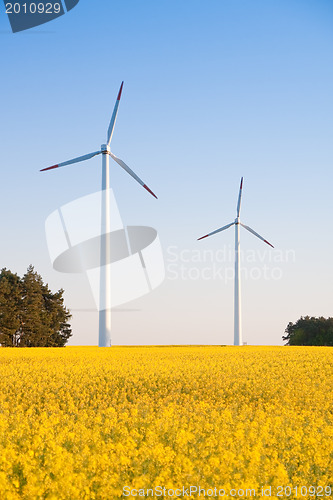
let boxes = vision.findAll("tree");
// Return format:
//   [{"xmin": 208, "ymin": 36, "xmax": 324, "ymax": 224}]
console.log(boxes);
[
  {"xmin": 0, "ymin": 269, "xmax": 22, "ymax": 346},
  {"xmin": 0, "ymin": 266, "xmax": 72, "ymax": 347},
  {"xmin": 283, "ymin": 316, "xmax": 333, "ymax": 346}
]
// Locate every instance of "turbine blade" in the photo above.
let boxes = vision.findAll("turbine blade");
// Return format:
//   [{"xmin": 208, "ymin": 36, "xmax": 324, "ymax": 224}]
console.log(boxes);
[
  {"xmin": 240, "ymin": 223, "xmax": 274, "ymax": 248},
  {"xmin": 107, "ymin": 81, "xmax": 124, "ymax": 146},
  {"xmin": 109, "ymin": 152, "xmax": 157, "ymax": 199},
  {"xmin": 198, "ymin": 222, "xmax": 235, "ymax": 240},
  {"xmin": 236, "ymin": 177, "xmax": 243, "ymax": 218},
  {"xmin": 40, "ymin": 151, "xmax": 101, "ymax": 172}
]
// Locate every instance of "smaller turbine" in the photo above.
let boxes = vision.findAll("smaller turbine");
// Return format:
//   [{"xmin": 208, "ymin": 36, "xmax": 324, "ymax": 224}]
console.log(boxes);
[{"xmin": 198, "ymin": 177, "xmax": 274, "ymax": 346}]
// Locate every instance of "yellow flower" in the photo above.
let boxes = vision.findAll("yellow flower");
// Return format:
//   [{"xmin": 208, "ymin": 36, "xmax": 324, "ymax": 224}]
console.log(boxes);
[{"xmin": 0, "ymin": 346, "xmax": 331, "ymax": 499}]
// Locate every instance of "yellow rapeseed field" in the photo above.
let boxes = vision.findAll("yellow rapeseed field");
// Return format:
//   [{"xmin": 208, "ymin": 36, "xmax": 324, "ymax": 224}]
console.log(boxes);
[{"xmin": 0, "ymin": 346, "xmax": 332, "ymax": 499}]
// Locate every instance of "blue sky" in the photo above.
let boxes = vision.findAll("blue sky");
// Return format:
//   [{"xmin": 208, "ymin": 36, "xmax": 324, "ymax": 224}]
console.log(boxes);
[{"xmin": 0, "ymin": 0, "xmax": 333, "ymax": 345}]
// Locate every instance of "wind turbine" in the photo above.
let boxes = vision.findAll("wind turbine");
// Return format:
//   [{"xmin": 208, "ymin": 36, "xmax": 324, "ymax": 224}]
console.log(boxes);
[
  {"xmin": 41, "ymin": 82, "xmax": 157, "ymax": 347},
  {"xmin": 198, "ymin": 177, "xmax": 274, "ymax": 346}
]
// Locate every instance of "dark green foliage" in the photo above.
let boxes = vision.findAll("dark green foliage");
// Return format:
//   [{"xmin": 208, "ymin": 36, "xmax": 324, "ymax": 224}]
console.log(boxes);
[
  {"xmin": 0, "ymin": 265, "xmax": 71, "ymax": 347},
  {"xmin": 283, "ymin": 316, "xmax": 333, "ymax": 346},
  {"xmin": 0, "ymin": 269, "xmax": 22, "ymax": 346}
]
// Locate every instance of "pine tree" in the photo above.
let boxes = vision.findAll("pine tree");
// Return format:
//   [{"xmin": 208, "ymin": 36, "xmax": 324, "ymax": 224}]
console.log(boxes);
[
  {"xmin": 0, "ymin": 266, "xmax": 72, "ymax": 347},
  {"xmin": 0, "ymin": 269, "xmax": 22, "ymax": 346}
]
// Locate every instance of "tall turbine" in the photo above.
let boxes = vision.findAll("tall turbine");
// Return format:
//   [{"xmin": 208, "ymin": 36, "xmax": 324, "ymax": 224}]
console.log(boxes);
[
  {"xmin": 41, "ymin": 82, "xmax": 157, "ymax": 347},
  {"xmin": 198, "ymin": 178, "xmax": 274, "ymax": 346}
]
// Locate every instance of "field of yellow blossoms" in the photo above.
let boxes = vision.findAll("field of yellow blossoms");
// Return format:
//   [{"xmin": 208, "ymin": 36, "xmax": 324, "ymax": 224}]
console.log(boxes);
[{"xmin": 0, "ymin": 346, "xmax": 332, "ymax": 499}]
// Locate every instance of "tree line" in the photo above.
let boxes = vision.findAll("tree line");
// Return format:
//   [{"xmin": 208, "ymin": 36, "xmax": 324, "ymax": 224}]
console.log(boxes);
[
  {"xmin": 0, "ymin": 266, "xmax": 71, "ymax": 347},
  {"xmin": 1, "ymin": 265, "xmax": 332, "ymax": 348},
  {"xmin": 283, "ymin": 316, "xmax": 333, "ymax": 346}
]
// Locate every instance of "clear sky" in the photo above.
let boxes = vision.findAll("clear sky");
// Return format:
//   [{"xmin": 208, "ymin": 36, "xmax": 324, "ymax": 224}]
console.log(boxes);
[{"xmin": 1, "ymin": 0, "xmax": 332, "ymax": 346}]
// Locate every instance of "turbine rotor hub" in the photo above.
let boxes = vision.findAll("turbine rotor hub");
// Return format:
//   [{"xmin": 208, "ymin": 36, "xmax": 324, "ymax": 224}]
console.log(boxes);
[{"xmin": 101, "ymin": 144, "xmax": 110, "ymax": 154}]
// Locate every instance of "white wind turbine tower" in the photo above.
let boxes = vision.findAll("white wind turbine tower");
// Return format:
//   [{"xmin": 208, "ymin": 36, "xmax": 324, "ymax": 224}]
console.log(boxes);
[
  {"xmin": 198, "ymin": 177, "xmax": 274, "ymax": 346},
  {"xmin": 41, "ymin": 82, "xmax": 157, "ymax": 347}
]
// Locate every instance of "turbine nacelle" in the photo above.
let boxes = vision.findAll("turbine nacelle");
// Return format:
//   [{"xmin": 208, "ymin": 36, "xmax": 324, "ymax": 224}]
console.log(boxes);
[{"xmin": 101, "ymin": 144, "xmax": 110, "ymax": 154}]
